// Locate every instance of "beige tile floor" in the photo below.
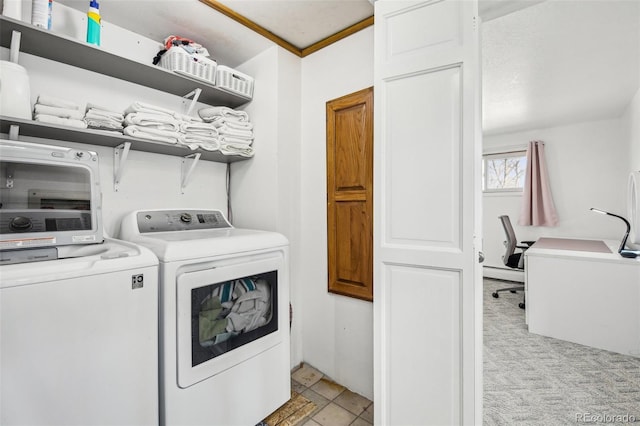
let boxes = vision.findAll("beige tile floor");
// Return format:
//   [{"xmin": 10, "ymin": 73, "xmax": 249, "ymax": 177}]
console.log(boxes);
[{"xmin": 291, "ymin": 363, "xmax": 373, "ymax": 426}]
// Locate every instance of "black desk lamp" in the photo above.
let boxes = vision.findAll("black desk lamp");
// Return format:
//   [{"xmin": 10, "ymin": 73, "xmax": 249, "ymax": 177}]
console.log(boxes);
[{"xmin": 590, "ymin": 208, "xmax": 640, "ymax": 258}]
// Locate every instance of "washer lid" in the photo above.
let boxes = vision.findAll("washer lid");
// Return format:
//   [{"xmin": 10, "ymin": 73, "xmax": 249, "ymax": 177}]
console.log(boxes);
[
  {"xmin": 124, "ymin": 228, "xmax": 288, "ymax": 261},
  {"xmin": 119, "ymin": 209, "xmax": 288, "ymax": 261},
  {"xmin": 0, "ymin": 238, "xmax": 158, "ymax": 288}
]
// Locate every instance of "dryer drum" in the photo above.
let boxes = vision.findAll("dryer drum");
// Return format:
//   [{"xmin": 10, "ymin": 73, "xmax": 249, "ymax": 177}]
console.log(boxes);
[{"xmin": 191, "ymin": 271, "xmax": 279, "ymax": 367}]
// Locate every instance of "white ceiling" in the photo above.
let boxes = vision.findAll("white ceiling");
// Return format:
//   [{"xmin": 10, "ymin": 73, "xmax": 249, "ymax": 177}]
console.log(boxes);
[
  {"xmin": 54, "ymin": 0, "xmax": 639, "ymax": 135},
  {"xmin": 53, "ymin": 0, "xmax": 536, "ymax": 66},
  {"xmin": 214, "ymin": 0, "xmax": 374, "ymax": 49},
  {"xmin": 55, "ymin": 0, "xmax": 275, "ymax": 67},
  {"xmin": 482, "ymin": 0, "xmax": 640, "ymax": 135}
]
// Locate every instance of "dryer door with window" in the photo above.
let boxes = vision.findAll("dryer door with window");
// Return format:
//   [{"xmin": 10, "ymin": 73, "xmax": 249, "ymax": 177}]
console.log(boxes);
[{"xmin": 176, "ymin": 251, "xmax": 285, "ymax": 388}]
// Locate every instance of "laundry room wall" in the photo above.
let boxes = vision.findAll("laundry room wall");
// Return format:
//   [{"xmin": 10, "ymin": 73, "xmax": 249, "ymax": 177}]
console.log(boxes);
[
  {"xmin": 230, "ymin": 46, "xmax": 304, "ymax": 368},
  {"xmin": 0, "ymin": 3, "xmax": 233, "ymax": 236},
  {"xmin": 299, "ymin": 26, "xmax": 374, "ymax": 400},
  {"xmin": 626, "ymin": 88, "xmax": 640, "ymax": 173}
]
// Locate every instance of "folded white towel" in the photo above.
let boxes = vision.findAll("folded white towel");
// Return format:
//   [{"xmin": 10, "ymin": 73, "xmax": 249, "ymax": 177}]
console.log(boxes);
[
  {"xmin": 125, "ymin": 101, "xmax": 177, "ymax": 118},
  {"xmin": 125, "ymin": 112, "xmax": 180, "ymax": 131},
  {"xmin": 179, "ymin": 135, "xmax": 221, "ymax": 151},
  {"xmin": 124, "ymin": 125, "xmax": 182, "ymax": 144},
  {"xmin": 219, "ymin": 135, "xmax": 253, "ymax": 146},
  {"xmin": 210, "ymin": 117, "xmax": 253, "ymax": 130},
  {"xmin": 37, "ymin": 94, "xmax": 81, "ymax": 110},
  {"xmin": 199, "ymin": 106, "xmax": 249, "ymax": 122},
  {"xmin": 216, "ymin": 126, "xmax": 253, "ymax": 139},
  {"xmin": 35, "ymin": 114, "xmax": 88, "ymax": 129},
  {"xmin": 219, "ymin": 142, "xmax": 254, "ymax": 157},
  {"xmin": 85, "ymin": 119, "xmax": 124, "ymax": 131},
  {"xmin": 86, "ymin": 102, "xmax": 122, "ymax": 113},
  {"xmin": 176, "ymin": 113, "xmax": 203, "ymax": 123},
  {"xmin": 34, "ymin": 104, "xmax": 85, "ymax": 120},
  {"xmin": 86, "ymin": 104, "xmax": 125, "ymax": 121},
  {"xmin": 179, "ymin": 121, "xmax": 219, "ymax": 137},
  {"xmin": 85, "ymin": 111, "xmax": 124, "ymax": 126}
]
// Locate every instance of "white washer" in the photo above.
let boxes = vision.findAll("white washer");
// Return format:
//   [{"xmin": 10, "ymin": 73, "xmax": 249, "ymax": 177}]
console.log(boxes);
[
  {"xmin": 0, "ymin": 238, "xmax": 159, "ymax": 426},
  {"xmin": 119, "ymin": 209, "xmax": 290, "ymax": 426}
]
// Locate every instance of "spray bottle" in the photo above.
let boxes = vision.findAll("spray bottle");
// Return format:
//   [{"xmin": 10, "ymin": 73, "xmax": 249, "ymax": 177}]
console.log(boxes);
[
  {"xmin": 86, "ymin": 0, "xmax": 100, "ymax": 46},
  {"xmin": 31, "ymin": 0, "xmax": 52, "ymax": 29}
]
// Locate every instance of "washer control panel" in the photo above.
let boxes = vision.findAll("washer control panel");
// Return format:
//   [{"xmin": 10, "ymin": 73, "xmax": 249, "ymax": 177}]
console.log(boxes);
[{"xmin": 136, "ymin": 210, "xmax": 232, "ymax": 233}]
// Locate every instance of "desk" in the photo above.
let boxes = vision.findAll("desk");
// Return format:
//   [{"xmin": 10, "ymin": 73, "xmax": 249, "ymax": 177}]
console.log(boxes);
[{"xmin": 525, "ymin": 238, "xmax": 640, "ymax": 357}]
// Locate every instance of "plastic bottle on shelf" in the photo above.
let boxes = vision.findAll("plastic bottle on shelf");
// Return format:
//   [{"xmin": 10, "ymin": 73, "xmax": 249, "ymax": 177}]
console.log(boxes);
[
  {"xmin": 2, "ymin": 0, "xmax": 23, "ymax": 21},
  {"xmin": 31, "ymin": 0, "xmax": 52, "ymax": 29},
  {"xmin": 86, "ymin": 0, "xmax": 101, "ymax": 46}
]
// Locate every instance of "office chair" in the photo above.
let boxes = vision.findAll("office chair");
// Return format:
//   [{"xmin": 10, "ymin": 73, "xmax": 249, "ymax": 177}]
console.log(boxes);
[{"xmin": 491, "ymin": 215, "xmax": 536, "ymax": 309}]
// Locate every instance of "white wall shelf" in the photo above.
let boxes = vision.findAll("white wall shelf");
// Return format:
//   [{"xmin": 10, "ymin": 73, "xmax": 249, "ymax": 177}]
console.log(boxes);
[
  {"xmin": 0, "ymin": 116, "xmax": 248, "ymax": 163},
  {"xmin": 0, "ymin": 15, "xmax": 253, "ymax": 165},
  {"xmin": 0, "ymin": 15, "xmax": 251, "ymax": 107}
]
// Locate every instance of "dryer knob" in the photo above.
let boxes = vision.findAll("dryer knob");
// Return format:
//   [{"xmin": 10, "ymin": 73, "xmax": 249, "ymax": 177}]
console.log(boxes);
[
  {"xmin": 10, "ymin": 216, "xmax": 33, "ymax": 232},
  {"xmin": 180, "ymin": 213, "xmax": 192, "ymax": 223}
]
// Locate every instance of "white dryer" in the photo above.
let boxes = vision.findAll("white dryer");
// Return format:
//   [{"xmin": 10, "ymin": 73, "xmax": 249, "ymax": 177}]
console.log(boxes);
[
  {"xmin": 0, "ymin": 238, "xmax": 159, "ymax": 426},
  {"xmin": 119, "ymin": 209, "xmax": 290, "ymax": 426}
]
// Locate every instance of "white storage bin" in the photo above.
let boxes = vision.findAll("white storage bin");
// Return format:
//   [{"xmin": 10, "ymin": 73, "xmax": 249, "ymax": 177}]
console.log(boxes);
[
  {"xmin": 159, "ymin": 47, "xmax": 217, "ymax": 84},
  {"xmin": 215, "ymin": 65, "xmax": 254, "ymax": 99}
]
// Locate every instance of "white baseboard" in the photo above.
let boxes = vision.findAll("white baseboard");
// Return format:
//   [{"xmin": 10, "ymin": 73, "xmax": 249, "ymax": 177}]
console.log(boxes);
[{"xmin": 483, "ymin": 266, "xmax": 524, "ymax": 283}]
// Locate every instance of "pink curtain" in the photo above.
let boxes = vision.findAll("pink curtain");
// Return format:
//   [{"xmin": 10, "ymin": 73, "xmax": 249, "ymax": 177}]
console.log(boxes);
[{"xmin": 519, "ymin": 141, "xmax": 559, "ymax": 226}]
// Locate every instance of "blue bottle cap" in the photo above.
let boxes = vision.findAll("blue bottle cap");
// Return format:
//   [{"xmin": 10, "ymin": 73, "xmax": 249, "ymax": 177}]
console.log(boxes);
[{"xmin": 89, "ymin": 0, "xmax": 99, "ymax": 8}]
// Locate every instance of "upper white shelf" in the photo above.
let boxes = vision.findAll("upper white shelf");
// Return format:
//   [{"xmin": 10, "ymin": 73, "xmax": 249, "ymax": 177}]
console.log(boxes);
[
  {"xmin": 0, "ymin": 15, "xmax": 251, "ymax": 108},
  {"xmin": 0, "ymin": 115, "xmax": 249, "ymax": 163}
]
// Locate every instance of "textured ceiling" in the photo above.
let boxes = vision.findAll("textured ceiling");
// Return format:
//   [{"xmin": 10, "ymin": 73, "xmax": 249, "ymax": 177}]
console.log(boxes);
[
  {"xmin": 55, "ymin": 0, "xmax": 274, "ymax": 67},
  {"xmin": 53, "ymin": 0, "xmax": 534, "ymax": 66},
  {"xmin": 215, "ymin": 0, "xmax": 374, "ymax": 49},
  {"xmin": 52, "ymin": 0, "xmax": 639, "ymax": 136},
  {"xmin": 482, "ymin": 0, "xmax": 640, "ymax": 135}
]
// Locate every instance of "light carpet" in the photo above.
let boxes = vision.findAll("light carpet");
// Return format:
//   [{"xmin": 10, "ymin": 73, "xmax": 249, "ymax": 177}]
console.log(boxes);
[{"xmin": 484, "ymin": 278, "xmax": 640, "ymax": 425}]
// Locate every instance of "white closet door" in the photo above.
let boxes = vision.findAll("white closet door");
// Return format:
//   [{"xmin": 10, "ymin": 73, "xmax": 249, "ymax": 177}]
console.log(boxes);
[{"xmin": 373, "ymin": 1, "xmax": 482, "ymax": 425}]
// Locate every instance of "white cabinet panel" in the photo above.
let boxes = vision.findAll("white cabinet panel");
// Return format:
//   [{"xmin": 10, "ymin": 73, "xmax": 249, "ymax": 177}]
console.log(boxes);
[
  {"xmin": 384, "ymin": 264, "xmax": 462, "ymax": 425},
  {"xmin": 384, "ymin": 66, "xmax": 461, "ymax": 248},
  {"xmin": 384, "ymin": 0, "xmax": 462, "ymax": 63}
]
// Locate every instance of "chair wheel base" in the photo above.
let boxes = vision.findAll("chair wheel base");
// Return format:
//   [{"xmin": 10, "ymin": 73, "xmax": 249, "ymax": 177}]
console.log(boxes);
[
  {"xmin": 518, "ymin": 302, "xmax": 525, "ymax": 309},
  {"xmin": 492, "ymin": 292, "xmax": 499, "ymax": 298}
]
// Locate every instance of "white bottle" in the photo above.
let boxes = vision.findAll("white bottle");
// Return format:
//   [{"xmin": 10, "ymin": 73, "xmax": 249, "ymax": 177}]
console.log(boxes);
[
  {"xmin": 31, "ymin": 0, "xmax": 52, "ymax": 29},
  {"xmin": 2, "ymin": 0, "xmax": 23, "ymax": 21}
]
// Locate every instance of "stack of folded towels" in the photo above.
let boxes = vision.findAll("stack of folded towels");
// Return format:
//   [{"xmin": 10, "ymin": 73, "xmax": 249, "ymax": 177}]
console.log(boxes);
[
  {"xmin": 84, "ymin": 103, "xmax": 124, "ymax": 133},
  {"xmin": 198, "ymin": 106, "xmax": 254, "ymax": 157},
  {"xmin": 180, "ymin": 117, "xmax": 220, "ymax": 151},
  {"xmin": 33, "ymin": 95, "xmax": 87, "ymax": 129},
  {"xmin": 123, "ymin": 101, "xmax": 220, "ymax": 151},
  {"xmin": 123, "ymin": 102, "xmax": 183, "ymax": 144}
]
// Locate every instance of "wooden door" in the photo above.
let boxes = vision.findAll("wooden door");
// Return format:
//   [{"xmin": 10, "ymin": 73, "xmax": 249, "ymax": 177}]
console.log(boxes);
[
  {"xmin": 373, "ymin": 1, "xmax": 482, "ymax": 424},
  {"xmin": 326, "ymin": 87, "xmax": 374, "ymax": 302}
]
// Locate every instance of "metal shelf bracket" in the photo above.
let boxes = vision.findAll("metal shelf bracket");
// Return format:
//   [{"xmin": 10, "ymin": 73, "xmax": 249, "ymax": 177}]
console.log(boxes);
[
  {"xmin": 182, "ymin": 88, "xmax": 202, "ymax": 117},
  {"xmin": 8, "ymin": 124, "xmax": 20, "ymax": 140},
  {"xmin": 10, "ymin": 29, "xmax": 21, "ymax": 62},
  {"xmin": 181, "ymin": 152, "xmax": 201, "ymax": 193},
  {"xmin": 114, "ymin": 141, "xmax": 131, "ymax": 192}
]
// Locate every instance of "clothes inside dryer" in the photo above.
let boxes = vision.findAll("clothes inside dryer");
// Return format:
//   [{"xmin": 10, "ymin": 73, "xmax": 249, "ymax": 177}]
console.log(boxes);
[{"xmin": 192, "ymin": 270, "xmax": 278, "ymax": 366}]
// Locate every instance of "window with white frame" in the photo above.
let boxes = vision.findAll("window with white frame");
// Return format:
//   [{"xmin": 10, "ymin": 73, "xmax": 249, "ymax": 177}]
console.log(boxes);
[{"xmin": 482, "ymin": 150, "xmax": 527, "ymax": 192}]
